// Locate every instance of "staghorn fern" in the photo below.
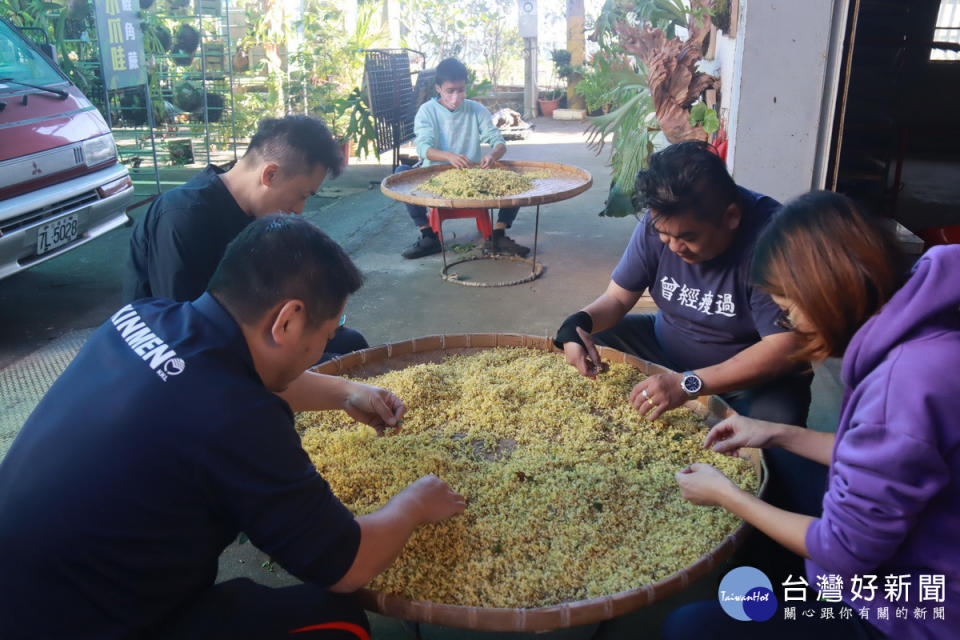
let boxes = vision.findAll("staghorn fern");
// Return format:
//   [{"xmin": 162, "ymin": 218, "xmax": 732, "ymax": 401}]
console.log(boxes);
[{"xmin": 585, "ymin": 67, "xmax": 659, "ymax": 217}]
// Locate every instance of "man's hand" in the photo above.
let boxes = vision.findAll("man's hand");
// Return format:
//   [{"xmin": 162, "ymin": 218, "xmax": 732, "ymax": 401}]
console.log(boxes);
[
  {"xmin": 445, "ymin": 152, "xmax": 475, "ymax": 169},
  {"xmin": 675, "ymin": 463, "xmax": 740, "ymax": 507},
  {"xmin": 629, "ymin": 372, "xmax": 687, "ymax": 421},
  {"xmin": 704, "ymin": 415, "xmax": 780, "ymax": 457},
  {"xmin": 394, "ymin": 474, "xmax": 467, "ymax": 524},
  {"xmin": 479, "ymin": 153, "xmax": 498, "ymax": 169},
  {"xmin": 562, "ymin": 327, "xmax": 607, "ymax": 378},
  {"xmin": 343, "ymin": 381, "xmax": 407, "ymax": 434}
]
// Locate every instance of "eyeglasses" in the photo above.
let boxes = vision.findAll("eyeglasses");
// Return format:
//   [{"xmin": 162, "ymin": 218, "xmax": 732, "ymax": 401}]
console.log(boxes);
[
  {"xmin": 338, "ymin": 314, "xmax": 346, "ymax": 328},
  {"xmin": 775, "ymin": 309, "xmax": 795, "ymax": 331}
]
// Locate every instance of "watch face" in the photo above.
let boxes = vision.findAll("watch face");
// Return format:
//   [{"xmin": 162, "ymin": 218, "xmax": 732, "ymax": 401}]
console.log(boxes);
[{"xmin": 683, "ymin": 375, "xmax": 702, "ymax": 394}]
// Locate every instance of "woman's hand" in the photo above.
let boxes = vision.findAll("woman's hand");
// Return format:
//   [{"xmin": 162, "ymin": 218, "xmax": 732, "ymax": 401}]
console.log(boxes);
[
  {"xmin": 343, "ymin": 381, "xmax": 407, "ymax": 434},
  {"xmin": 704, "ymin": 415, "xmax": 780, "ymax": 457},
  {"xmin": 675, "ymin": 463, "xmax": 740, "ymax": 507}
]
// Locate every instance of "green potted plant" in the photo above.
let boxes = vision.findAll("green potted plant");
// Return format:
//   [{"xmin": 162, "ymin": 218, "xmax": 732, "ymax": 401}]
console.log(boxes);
[
  {"xmin": 539, "ymin": 49, "xmax": 571, "ymax": 117},
  {"xmin": 332, "ymin": 88, "xmax": 378, "ymax": 165},
  {"xmin": 537, "ymin": 87, "xmax": 562, "ymax": 117}
]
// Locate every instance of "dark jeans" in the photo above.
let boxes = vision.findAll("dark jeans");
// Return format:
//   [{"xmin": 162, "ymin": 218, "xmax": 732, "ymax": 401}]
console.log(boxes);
[
  {"xmin": 152, "ymin": 578, "xmax": 370, "ymax": 639},
  {"xmin": 593, "ymin": 313, "xmax": 827, "ymax": 581},
  {"xmin": 592, "ymin": 314, "xmax": 812, "ymax": 425},
  {"xmin": 661, "ymin": 600, "xmax": 884, "ymax": 640},
  {"xmin": 393, "ymin": 164, "xmax": 519, "ymax": 228},
  {"xmin": 321, "ymin": 326, "xmax": 369, "ymax": 363}
]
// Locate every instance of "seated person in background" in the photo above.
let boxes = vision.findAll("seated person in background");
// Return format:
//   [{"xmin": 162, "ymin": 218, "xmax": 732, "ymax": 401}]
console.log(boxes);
[
  {"xmin": 0, "ymin": 215, "xmax": 466, "ymax": 639},
  {"xmin": 666, "ymin": 191, "xmax": 960, "ymax": 640},
  {"xmin": 397, "ymin": 57, "xmax": 529, "ymax": 259},
  {"xmin": 125, "ymin": 114, "xmax": 368, "ymax": 361},
  {"xmin": 554, "ymin": 141, "xmax": 819, "ymax": 578}
]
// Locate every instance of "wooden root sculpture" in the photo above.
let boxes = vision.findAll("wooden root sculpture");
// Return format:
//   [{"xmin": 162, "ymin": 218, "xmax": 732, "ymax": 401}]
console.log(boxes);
[{"xmin": 615, "ymin": 1, "xmax": 718, "ymax": 143}]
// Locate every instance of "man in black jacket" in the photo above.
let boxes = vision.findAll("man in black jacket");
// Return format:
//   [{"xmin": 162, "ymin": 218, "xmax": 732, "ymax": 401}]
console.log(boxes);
[{"xmin": 124, "ymin": 115, "xmax": 367, "ymax": 360}]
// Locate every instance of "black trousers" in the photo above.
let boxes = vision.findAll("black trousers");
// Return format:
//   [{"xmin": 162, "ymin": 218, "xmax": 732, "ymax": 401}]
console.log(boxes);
[
  {"xmin": 151, "ymin": 578, "xmax": 370, "ymax": 640},
  {"xmin": 593, "ymin": 314, "xmax": 827, "ymax": 581},
  {"xmin": 321, "ymin": 326, "xmax": 369, "ymax": 363}
]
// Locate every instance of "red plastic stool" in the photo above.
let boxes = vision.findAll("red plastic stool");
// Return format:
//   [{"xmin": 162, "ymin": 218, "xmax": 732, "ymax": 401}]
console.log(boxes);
[
  {"xmin": 427, "ymin": 207, "xmax": 493, "ymax": 240},
  {"xmin": 916, "ymin": 225, "xmax": 960, "ymax": 250}
]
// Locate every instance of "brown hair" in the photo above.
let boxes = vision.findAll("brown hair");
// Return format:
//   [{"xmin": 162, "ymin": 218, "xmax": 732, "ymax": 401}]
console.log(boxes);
[{"xmin": 751, "ymin": 191, "xmax": 905, "ymax": 361}]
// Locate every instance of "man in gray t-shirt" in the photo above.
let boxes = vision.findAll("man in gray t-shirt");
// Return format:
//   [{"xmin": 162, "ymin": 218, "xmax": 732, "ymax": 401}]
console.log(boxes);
[{"xmin": 554, "ymin": 141, "xmax": 810, "ymax": 427}]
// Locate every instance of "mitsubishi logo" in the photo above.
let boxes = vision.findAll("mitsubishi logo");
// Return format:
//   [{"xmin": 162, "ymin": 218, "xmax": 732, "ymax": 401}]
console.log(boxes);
[{"xmin": 32, "ymin": 161, "xmax": 42, "ymax": 176}]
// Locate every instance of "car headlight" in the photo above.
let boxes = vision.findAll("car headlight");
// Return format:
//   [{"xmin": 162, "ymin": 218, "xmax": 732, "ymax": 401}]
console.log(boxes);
[{"xmin": 82, "ymin": 134, "xmax": 117, "ymax": 167}]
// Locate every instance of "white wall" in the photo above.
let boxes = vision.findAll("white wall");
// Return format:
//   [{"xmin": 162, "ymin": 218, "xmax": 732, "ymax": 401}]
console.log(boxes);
[{"xmin": 726, "ymin": 0, "xmax": 841, "ymax": 203}]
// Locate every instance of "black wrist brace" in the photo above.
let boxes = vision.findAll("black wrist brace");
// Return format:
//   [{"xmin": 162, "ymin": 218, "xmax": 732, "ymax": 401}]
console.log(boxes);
[{"xmin": 553, "ymin": 311, "xmax": 593, "ymax": 349}]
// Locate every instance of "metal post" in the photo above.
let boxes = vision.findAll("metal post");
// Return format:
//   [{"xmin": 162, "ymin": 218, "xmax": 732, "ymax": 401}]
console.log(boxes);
[
  {"xmin": 197, "ymin": 1, "xmax": 211, "ymax": 165},
  {"xmin": 102, "ymin": 85, "xmax": 113, "ymax": 129},
  {"xmin": 531, "ymin": 204, "xmax": 540, "ymax": 273},
  {"xmin": 224, "ymin": 0, "xmax": 238, "ymax": 161},
  {"xmin": 144, "ymin": 83, "xmax": 162, "ymax": 193},
  {"xmin": 523, "ymin": 37, "xmax": 537, "ymax": 122},
  {"xmin": 489, "ymin": 209, "xmax": 496, "ymax": 253},
  {"xmin": 438, "ymin": 215, "xmax": 448, "ymax": 272}
]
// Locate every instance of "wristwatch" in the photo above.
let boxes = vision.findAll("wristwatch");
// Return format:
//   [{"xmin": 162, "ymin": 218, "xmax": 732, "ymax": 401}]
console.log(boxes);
[{"xmin": 681, "ymin": 371, "xmax": 703, "ymax": 397}]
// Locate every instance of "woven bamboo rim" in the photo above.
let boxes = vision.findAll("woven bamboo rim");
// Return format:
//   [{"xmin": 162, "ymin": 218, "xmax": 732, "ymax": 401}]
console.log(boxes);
[
  {"xmin": 380, "ymin": 160, "xmax": 593, "ymax": 209},
  {"xmin": 313, "ymin": 334, "xmax": 767, "ymax": 632}
]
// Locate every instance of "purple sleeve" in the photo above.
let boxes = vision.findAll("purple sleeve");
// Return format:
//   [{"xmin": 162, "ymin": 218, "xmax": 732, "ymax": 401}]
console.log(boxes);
[
  {"xmin": 611, "ymin": 215, "xmax": 660, "ymax": 293},
  {"xmin": 805, "ymin": 419, "xmax": 949, "ymax": 576}
]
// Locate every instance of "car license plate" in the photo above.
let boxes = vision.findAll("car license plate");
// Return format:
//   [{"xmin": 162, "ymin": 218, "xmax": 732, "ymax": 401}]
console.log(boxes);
[{"xmin": 36, "ymin": 214, "xmax": 79, "ymax": 256}]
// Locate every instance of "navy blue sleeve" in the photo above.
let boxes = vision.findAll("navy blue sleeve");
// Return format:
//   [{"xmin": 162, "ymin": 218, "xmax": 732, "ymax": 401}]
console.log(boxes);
[
  {"xmin": 740, "ymin": 187, "xmax": 787, "ymax": 338},
  {"xmin": 750, "ymin": 284, "xmax": 788, "ymax": 338},
  {"xmin": 203, "ymin": 401, "xmax": 361, "ymax": 587},
  {"xmin": 611, "ymin": 214, "xmax": 660, "ymax": 293}
]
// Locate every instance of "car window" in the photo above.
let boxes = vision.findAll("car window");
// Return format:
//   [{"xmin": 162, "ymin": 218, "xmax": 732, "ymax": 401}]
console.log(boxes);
[{"xmin": 0, "ymin": 20, "xmax": 64, "ymax": 92}]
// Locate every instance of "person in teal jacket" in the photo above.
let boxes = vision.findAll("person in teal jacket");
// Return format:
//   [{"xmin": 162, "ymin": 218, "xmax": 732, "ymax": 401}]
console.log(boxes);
[{"xmin": 396, "ymin": 58, "xmax": 530, "ymax": 259}]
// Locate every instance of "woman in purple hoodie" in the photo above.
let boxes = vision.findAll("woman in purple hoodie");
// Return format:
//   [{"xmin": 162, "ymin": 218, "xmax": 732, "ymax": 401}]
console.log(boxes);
[{"xmin": 663, "ymin": 191, "xmax": 960, "ymax": 639}]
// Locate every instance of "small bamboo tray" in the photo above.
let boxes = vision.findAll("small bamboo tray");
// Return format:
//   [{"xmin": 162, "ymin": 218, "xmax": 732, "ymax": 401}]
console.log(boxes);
[
  {"xmin": 380, "ymin": 161, "xmax": 593, "ymax": 209},
  {"xmin": 313, "ymin": 334, "xmax": 766, "ymax": 632}
]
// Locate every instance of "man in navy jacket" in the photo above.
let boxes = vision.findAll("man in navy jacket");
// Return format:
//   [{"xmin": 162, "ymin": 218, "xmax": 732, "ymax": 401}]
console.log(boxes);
[{"xmin": 1, "ymin": 215, "xmax": 465, "ymax": 639}]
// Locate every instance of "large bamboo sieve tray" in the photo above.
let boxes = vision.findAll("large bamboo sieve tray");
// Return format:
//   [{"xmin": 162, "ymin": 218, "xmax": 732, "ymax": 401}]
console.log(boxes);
[{"xmin": 312, "ymin": 334, "xmax": 767, "ymax": 632}]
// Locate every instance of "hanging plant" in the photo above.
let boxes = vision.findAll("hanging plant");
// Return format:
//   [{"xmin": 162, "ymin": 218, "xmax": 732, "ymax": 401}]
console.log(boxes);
[
  {"xmin": 141, "ymin": 20, "xmax": 172, "ymax": 53},
  {"xmin": 119, "ymin": 89, "xmax": 165, "ymax": 127},
  {"xmin": 191, "ymin": 91, "xmax": 225, "ymax": 123},
  {"xmin": 173, "ymin": 78, "xmax": 203, "ymax": 112},
  {"xmin": 171, "ymin": 23, "xmax": 199, "ymax": 66}
]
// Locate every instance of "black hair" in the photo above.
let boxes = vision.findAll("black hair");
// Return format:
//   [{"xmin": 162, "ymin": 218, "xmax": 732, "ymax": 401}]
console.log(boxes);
[
  {"xmin": 435, "ymin": 58, "xmax": 468, "ymax": 86},
  {"xmin": 208, "ymin": 214, "xmax": 363, "ymax": 326},
  {"xmin": 634, "ymin": 141, "xmax": 738, "ymax": 222},
  {"xmin": 244, "ymin": 115, "xmax": 343, "ymax": 179}
]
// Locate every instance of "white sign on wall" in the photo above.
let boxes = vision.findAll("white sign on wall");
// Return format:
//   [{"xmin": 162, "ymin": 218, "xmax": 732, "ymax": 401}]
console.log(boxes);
[{"xmin": 519, "ymin": 0, "xmax": 537, "ymax": 38}]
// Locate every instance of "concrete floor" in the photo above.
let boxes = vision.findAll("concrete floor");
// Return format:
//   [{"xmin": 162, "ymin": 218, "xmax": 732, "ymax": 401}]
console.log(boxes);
[{"xmin": 0, "ymin": 117, "xmax": 845, "ymax": 638}]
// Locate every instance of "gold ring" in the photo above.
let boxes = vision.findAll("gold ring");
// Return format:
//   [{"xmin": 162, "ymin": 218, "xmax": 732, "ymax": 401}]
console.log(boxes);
[{"xmin": 641, "ymin": 389, "xmax": 650, "ymax": 400}]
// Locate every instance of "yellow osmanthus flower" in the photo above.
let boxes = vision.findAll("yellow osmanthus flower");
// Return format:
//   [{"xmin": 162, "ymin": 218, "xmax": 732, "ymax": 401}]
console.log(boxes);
[
  {"xmin": 419, "ymin": 168, "xmax": 551, "ymax": 199},
  {"xmin": 297, "ymin": 348, "xmax": 757, "ymax": 609}
]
